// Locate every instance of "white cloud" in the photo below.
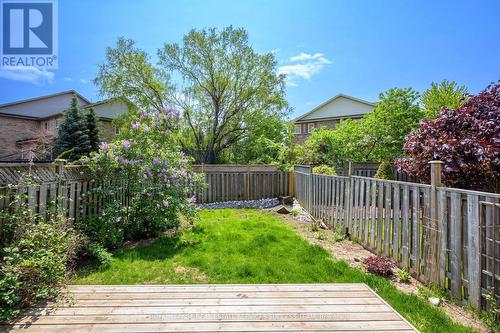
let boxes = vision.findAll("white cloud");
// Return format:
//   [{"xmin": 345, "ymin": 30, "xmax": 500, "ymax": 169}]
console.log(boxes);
[
  {"xmin": 278, "ymin": 52, "xmax": 331, "ymax": 86},
  {"xmin": 0, "ymin": 66, "xmax": 54, "ymax": 85},
  {"xmin": 289, "ymin": 52, "xmax": 326, "ymax": 62},
  {"xmin": 63, "ymin": 77, "xmax": 73, "ymax": 82},
  {"xmin": 80, "ymin": 78, "xmax": 88, "ymax": 84}
]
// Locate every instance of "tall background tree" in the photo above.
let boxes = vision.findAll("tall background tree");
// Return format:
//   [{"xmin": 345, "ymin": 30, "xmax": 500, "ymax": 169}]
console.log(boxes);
[
  {"xmin": 159, "ymin": 26, "xmax": 289, "ymax": 163},
  {"xmin": 53, "ymin": 97, "xmax": 91, "ymax": 161},
  {"xmin": 94, "ymin": 27, "xmax": 289, "ymax": 164},
  {"xmin": 85, "ymin": 107, "xmax": 100, "ymax": 153},
  {"xmin": 421, "ymin": 80, "xmax": 468, "ymax": 119}
]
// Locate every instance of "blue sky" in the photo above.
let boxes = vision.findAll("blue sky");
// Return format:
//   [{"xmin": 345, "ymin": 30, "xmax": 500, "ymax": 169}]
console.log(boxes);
[{"xmin": 1, "ymin": 0, "xmax": 499, "ymax": 118}]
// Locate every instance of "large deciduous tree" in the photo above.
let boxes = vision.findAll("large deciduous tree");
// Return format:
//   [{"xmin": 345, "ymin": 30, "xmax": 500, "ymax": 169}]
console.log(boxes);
[
  {"xmin": 397, "ymin": 81, "xmax": 500, "ymax": 192},
  {"xmin": 158, "ymin": 26, "xmax": 288, "ymax": 163},
  {"xmin": 94, "ymin": 27, "xmax": 289, "ymax": 164}
]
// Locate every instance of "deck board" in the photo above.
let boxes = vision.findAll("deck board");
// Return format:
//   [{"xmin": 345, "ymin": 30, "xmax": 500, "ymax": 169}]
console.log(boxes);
[{"xmin": 2, "ymin": 284, "xmax": 418, "ymax": 332}]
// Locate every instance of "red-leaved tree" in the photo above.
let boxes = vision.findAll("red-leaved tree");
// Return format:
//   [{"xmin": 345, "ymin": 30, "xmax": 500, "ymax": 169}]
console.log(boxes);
[{"xmin": 397, "ymin": 81, "xmax": 499, "ymax": 192}]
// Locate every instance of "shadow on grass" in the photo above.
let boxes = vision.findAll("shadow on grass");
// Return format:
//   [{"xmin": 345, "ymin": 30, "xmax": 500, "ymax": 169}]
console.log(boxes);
[{"xmin": 75, "ymin": 233, "xmax": 193, "ymax": 279}]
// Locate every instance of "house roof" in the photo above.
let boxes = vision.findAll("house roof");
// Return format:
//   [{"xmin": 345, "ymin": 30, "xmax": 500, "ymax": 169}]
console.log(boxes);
[
  {"xmin": 0, "ymin": 90, "xmax": 91, "ymax": 119},
  {"xmin": 0, "ymin": 92, "xmax": 130, "ymax": 120},
  {"xmin": 294, "ymin": 93, "xmax": 376, "ymax": 122}
]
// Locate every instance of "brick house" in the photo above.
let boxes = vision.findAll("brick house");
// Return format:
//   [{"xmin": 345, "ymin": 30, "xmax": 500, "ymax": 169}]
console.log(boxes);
[
  {"xmin": 292, "ymin": 94, "xmax": 376, "ymax": 144},
  {"xmin": 0, "ymin": 91, "xmax": 131, "ymax": 161}
]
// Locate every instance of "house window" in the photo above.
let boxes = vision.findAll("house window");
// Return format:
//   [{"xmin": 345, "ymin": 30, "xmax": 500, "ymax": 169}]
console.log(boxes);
[
  {"xmin": 307, "ymin": 123, "xmax": 315, "ymax": 133},
  {"xmin": 44, "ymin": 121, "xmax": 49, "ymax": 130},
  {"xmin": 54, "ymin": 119, "xmax": 59, "ymax": 129},
  {"xmin": 114, "ymin": 127, "xmax": 120, "ymax": 134},
  {"xmin": 294, "ymin": 125, "xmax": 301, "ymax": 134}
]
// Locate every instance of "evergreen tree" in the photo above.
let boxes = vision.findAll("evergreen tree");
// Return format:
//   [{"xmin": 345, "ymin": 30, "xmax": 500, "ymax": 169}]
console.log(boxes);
[
  {"xmin": 85, "ymin": 107, "xmax": 100, "ymax": 153},
  {"xmin": 53, "ymin": 97, "xmax": 90, "ymax": 160}
]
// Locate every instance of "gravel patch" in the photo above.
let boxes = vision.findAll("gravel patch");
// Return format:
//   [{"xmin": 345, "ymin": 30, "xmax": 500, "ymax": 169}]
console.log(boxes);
[{"xmin": 197, "ymin": 198, "xmax": 280, "ymax": 210}]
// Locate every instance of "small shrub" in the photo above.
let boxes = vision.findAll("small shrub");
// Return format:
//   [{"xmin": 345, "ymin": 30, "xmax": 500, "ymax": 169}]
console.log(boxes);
[
  {"xmin": 315, "ymin": 231, "xmax": 327, "ymax": 240},
  {"xmin": 374, "ymin": 159, "xmax": 394, "ymax": 180},
  {"xmin": 394, "ymin": 269, "xmax": 411, "ymax": 283},
  {"xmin": 312, "ymin": 165, "xmax": 337, "ymax": 176},
  {"xmin": 364, "ymin": 255, "xmax": 394, "ymax": 277},
  {"xmin": 0, "ymin": 217, "xmax": 79, "ymax": 322},
  {"xmin": 290, "ymin": 210, "xmax": 300, "ymax": 216},
  {"xmin": 89, "ymin": 243, "xmax": 113, "ymax": 269},
  {"xmin": 309, "ymin": 223, "xmax": 319, "ymax": 232},
  {"xmin": 78, "ymin": 206, "xmax": 124, "ymax": 249},
  {"xmin": 332, "ymin": 225, "xmax": 345, "ymax": 242}
]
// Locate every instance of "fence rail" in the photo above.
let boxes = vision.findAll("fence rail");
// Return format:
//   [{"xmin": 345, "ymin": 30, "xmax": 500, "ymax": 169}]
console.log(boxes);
[
  {"xmin": 0, "ymin": 163, "xmax": 291, "ymax": 227},
  {"xmin": 294, "ymin": 164, "xmax": 500, "ymax": 311},
  {"xmin": 193, "ymin": 165, "xmax": 290, "ymax": 203}
]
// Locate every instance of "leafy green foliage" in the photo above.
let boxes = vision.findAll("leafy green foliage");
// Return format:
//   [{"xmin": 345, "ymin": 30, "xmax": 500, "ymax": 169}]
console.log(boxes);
[
  {"xmin": 363, "ymin": 88, "xmax": 423, "ymax": 161},
  {"xmin": 88, "ymin": 243, "xmax": 113, "ymax": 269},
  {"xmin": 312, "ymin": 164, "xmax": 337, "ymax": 176},
  {"xmin": 421, "ymin": 80, "xmax": 468, "ymax": 119},
  {"xmin": 78, "ymin": 209, "xmax": 124, "ymax": 250},
  {"xmin": 374, "ymin": 159, "xmax": 395, "ymax": 180},
  {"xmin": 94, "ymin": 38, "xmax": 170, "ymax": 112},
  {"xmin": 54, "ymin": 97, "xmax": 91, "ymax": 160},
  {"xmin": 395, "ymin": 269, "xmax": 411, "ymax": 283},
  {"xmin": 0, "ymin": 181, "xmax": 79, "ymax": 322},
  {"xmin": 298, "ymin": 89, "xmax": 422, "ymax": 167},
  {"xmin": 95, "ymin": 28, "xmax": 289, "ymax": 164},
  {"xmin": 76, "ymin": 209, "xmax": 475, "ymax": 333},
  {"xmin": 297, "ymin": 120, "xmax": 367, "ymax": 167},
  {"xmin": 158, "ymin": 26, "xmax": 289, "ymax": 163}
]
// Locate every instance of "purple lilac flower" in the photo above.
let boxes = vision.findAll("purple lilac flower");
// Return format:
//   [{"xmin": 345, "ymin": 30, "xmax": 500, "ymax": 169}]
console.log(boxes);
[
  {"xmin": 189, "ymin": 195, "xmax": 196, "ymax": 203},
  {"xmin": 121, "ymin": 140, "xmax": 132, "ymax": 149},
  {"xmin": 162, "ymin": 199, "xmax": 169, "ymax": 207},
  {"xmin": 132, "ymin": 122, "xmax": 140, "ymax": 129},
  {"xmin": 153, "ymin": 157, "xmax": 161, "ymax": 165},
  {"xmin": 100, "ymin": 142, "xmax": 109, "ymax": 152}
]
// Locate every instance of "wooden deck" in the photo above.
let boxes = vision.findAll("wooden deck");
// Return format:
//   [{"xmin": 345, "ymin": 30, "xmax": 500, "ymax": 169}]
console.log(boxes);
[{"xmin": 4, "ymin": 284, "xmax": 418, "ymax": 332}]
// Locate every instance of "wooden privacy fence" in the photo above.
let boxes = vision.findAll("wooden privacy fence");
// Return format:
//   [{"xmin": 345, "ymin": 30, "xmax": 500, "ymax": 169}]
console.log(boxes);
[
  {"xmin": 294, "ymin": 163, "xmax": 500, "ymax": 311},
  {"xmin": 0, "ymin": 163, "xmax": 291, "ymax": 227},
  {"xmin": 192, "ymin": 164, "xmax": 291, "ymax": 203}
]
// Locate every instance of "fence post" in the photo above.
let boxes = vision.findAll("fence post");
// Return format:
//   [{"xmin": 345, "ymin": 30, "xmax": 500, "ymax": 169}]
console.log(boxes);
[
  {"xmin": 345, "ymin": 162, "xmax": 353, "ymax": 236},
  {"xmin": 307, "ymin": 166, "xmax": 313, "ymax": 213},
  {"xmin": 428, "ymin": 160, "xmax": 443, "ymax": 283},
  {"xmin": 54, "ymin": 159, "xmax": 67, "ymax": 215}
]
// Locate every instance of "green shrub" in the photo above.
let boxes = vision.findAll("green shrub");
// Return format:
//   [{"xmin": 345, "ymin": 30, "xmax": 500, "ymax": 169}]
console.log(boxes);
[
  {"xmin": 312, "ymin": 165, "xmax": 337, "ymax": 176},
  {"xmin": 395, "ymin": 269, "xmax": 411, "ymax": 283},
  {"xmin": 0, "ymin": 180, "xmax": 80, "ymax": 322},
  {"xmin": 89, "ymin": 243, "xmax": 113, "ymax": 269},
  {"xmin": 374, "ymin": 159, "xmax": 395, "ymax": 180},
  {"xmin": 0, "ymin": 216, "xmax": 79, "ymax": 322},
  {"xmin": 78, "ymin": 205, "xmax": 124, "ymax": 249}
]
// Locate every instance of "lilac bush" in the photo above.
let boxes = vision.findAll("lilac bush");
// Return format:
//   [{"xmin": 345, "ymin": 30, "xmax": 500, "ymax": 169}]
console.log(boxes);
[{"xmin": 82, "ymin": 106, "xmax": 203, "ymax": 242}]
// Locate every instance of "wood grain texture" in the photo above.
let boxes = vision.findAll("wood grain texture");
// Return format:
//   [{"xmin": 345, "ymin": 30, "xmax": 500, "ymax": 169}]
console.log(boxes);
[{"xmin": 3, "ymin": 284, "xmax": 418, "ymax": 333}]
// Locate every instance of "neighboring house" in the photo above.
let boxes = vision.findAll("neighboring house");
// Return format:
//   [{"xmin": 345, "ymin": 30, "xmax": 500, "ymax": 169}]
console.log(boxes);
[
  {"xmin": 292, "ymin": 94, "xmax": 376, "ymax": 144},
  {"xmin": 0, "ymin": 90, "xmax": 130, "ymax": 161}
]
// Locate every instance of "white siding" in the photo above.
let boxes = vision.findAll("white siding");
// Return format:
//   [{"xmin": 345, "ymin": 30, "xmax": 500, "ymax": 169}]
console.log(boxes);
[{"xmin": 301, "ymin": 96, "xmax": 375, "ymax": 120}]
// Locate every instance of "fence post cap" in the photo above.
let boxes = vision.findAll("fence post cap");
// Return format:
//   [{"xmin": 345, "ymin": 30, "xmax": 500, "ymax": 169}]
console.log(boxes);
[
  {"xmin": 428, "ymin": 160, "xmax": 444, "ymax": 165},
  {"xmin": 54, "ymin": 159, "xmax": 68, "ymax": 164}
]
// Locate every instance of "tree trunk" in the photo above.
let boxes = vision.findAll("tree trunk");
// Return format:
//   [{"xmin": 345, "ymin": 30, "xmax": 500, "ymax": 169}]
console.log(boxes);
[{"xmin": 205, "ymin": 148, "xmax": 217, "ymax": 164}]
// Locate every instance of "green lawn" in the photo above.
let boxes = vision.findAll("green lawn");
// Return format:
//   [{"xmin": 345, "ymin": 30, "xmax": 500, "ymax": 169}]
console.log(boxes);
[{"xmin": 75, "ymin": 209, "xmax": 476, "ymax": 333}]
